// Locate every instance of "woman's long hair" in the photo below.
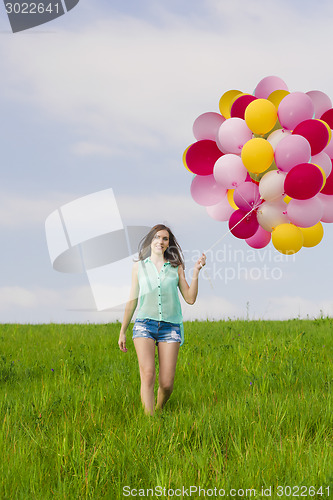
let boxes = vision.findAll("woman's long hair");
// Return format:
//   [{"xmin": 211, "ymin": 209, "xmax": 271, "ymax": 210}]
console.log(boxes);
[{"xmin": 137, "ymin": 224, "xmax": 185, "ymax": 268}]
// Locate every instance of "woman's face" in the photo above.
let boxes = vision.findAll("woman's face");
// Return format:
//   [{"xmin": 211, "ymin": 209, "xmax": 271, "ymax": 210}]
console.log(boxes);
[{"xmin": 150, "ymin": 229, "xmax": 169, "ymax": 256}]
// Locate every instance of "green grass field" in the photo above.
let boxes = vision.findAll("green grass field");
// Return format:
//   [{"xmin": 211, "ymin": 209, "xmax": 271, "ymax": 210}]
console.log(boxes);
[{"xmin": 0, "ymin": 320, "xmax": 332, "ymax": 499}]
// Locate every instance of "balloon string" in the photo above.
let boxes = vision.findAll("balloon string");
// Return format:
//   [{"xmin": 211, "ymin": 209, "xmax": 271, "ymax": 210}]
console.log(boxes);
[
  {"xmin": 201, "ymin": 203, "xmax": 260, "ymax": 290},
  {"xmin": 200, "ymin": 174, "xmax": 287, "ymax": 288},
  {"xmin": 204, "ymin": 202, "xmax": 259, "ymax": 254}
]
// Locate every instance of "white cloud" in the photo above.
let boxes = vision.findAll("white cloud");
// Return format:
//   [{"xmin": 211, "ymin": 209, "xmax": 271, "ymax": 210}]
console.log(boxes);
[
  {"xmin": 0, "ymin": 189, "xmax": 201, "ymax": 230},
  {"xmin": 258, "ymin": 295, "xmax": 333, "ymax": 320},
  {"xmin": 182, "ymin": 295, "xmax": 243, "ymax": 321},
  {"xmin": 2, "ymin": 1, "xmax": 333, "ymax": 160},
  {"xmin": 0, "ymin": 190, "xmax": 79, "ymax": 228},
  {"xmin": 0, "ymin": 285, "xmax": 91, "ymax": 311}
]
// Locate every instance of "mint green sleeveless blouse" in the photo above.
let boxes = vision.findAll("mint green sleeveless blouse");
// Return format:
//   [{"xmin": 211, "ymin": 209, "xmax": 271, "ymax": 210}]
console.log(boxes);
[{"xmin": 136, "ymin": 258, "xmax": 184, "ymax": 346}]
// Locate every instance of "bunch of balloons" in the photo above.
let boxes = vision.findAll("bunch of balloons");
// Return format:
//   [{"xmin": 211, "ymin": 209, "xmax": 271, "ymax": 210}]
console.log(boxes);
[{"xmin": 183, "ymin": 75, "xmax": 333, "ymax": 254}]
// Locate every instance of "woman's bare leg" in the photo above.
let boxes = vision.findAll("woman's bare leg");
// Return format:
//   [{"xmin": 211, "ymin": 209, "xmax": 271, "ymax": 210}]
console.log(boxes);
[
  {"xmin": 133, "ymin": 338, "xmax": 156, "ymax": 415},
  {"xmin": 156, "ymin": 342, "xmax": 180, "ymax": 410}
]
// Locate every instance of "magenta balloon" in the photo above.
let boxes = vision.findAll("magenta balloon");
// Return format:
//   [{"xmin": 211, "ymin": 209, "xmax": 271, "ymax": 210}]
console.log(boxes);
[
  {"xmin": 278, "ymin": 92, "xmax": 314, "ymax": 130},
  {"xmin": 193, "ymin": 112, "xmax": 226, "ymax": 141},
  {"xmin": 318, "ymin": 193, "xmax": 333, "ymax": 222},
  {"xmin": 254, "ymin": 76, "xmax": 289, "ymax": 99},
  {"xmin": 284, "ymin": 163, "xmax": 323, "ymax": 200},
  {"xmin": 190, "ymin": 174, "xmax": 227, "ymax": 206},
  {"xmin": 274, "ymin": 134, "xmax": 311, "ymax": 172},
  {"xmin": 206, "ymin": 196, "xmax": 235, "ymax": 221},
  {"xmin": 245, "ymin": 225, "xmax": 271, "ymax": 249},
  {"xmin": 233, "ymin": 182, "xmax": 261, "ymax": 211},
  {"xmin": 213, "ymin": 154, "xmax": 248, "ymax": 188},
  {"xmin": 320, "ymin": 108, "xmax": 333, "ymax": 129},
  {"xmin": 186, "ymin": 140, "xmax": 223, "ymax": 175},
  {"xmin": 306, "ymin": 90, "xmax": 332, "ymax": 119},
  {"xmin": 311, "ymin": 152, "xmax": 332, "ymax": 177},
  {"xmin": 292, "ymin": 119, "xmax": 329, "ymax": 155},
  {"xmin": 228, "ymin": 209, "xmax": 259, "ymax": 239},
  {"xmin": 287, "ymin": 197, "xmax": 323, "ymax": 227},
  {"xmin": 217, "ymin": 117, "xmax": 253, "ymax": 154},
  {"xmin": 230, "ymin": 95, "xmax": 257, "ymax": 119}
]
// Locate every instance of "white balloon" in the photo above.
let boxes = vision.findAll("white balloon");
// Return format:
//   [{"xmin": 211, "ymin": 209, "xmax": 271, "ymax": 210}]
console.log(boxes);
[
  {"xmin": 267, "ymin": 128, "xmax": 291, "ymax": 150},
  {"xmin": 259, "ymin": 170, "xmax": 286, "ymax": 202},
  {"xmin": 257, "ymin": 200, "xmax": 289, "ymax": 232}
]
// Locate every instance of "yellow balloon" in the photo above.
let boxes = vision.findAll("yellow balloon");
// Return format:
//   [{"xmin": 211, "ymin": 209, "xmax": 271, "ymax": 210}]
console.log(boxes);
[
  {"xmin": 313, "ymin": 164, "xmax": 326, "ymax": 189},
  {"xmin": 219, "ymin": 90, "xmax": 242, "ymax": 119},
  {"xmin": 283, "ymin": 195, "xmax": 292, "ymax": 204},
  {"xmin": 248, "ymin": 160, "xmax": 277, "ymax": 182},
  {"xmin": 227, "ymin": 189, "xmax": 238, "ymax": 210},
  {"xmin": 183, "ymin": 145, "xmax": 192, "ymax": 172},
  {"xmin": 241, "ymin": 138, "xmax": 274, "ymax": 174},
  {"xmin": 245, "ymin": 99, "xmax": 278, "ymax": 135},
  {"xmin": 267, "ymin": 89, "xmax": 290, "ymax": 109},
  {"xmin": 230, "ymin": 92, "xmax": 246, "ymax": 109},
  {"xmin": 299, "ymin": 222, "xmax": 324, "ymax": 247},
  {"xmin": 318, "ymin": 119, "xmax": 332, "ymax": 145},
  {"xmin": 272, "ymin": 223, "xmax": 304, "ymax": 255}
]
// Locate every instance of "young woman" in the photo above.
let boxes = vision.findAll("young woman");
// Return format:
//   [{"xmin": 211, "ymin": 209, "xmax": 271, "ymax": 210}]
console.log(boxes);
[{"xmin": 118, "ymin": 224, "xmax": 206, "ymax": 415}]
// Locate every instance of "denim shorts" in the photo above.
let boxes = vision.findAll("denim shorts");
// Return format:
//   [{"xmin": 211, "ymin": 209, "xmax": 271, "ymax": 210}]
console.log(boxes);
[{"xmin": 132, "ymin": 318, "xmax": 182, "ymax": 345}]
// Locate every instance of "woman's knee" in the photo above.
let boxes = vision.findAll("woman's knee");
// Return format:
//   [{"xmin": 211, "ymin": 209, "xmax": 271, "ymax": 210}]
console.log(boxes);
[
  {"xmin": 140, "ymin": 367, "xmax": 156, "ymax": 386},
  {"xmin": 159, "ymin": 378, "xmax": 174, "ymax": 393}
]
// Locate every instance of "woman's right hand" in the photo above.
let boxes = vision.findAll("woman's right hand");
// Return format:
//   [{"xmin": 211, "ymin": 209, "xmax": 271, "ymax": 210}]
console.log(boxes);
[{"xmin": 118, "ymin": 331, "xmax": 128, "ymax": 353}]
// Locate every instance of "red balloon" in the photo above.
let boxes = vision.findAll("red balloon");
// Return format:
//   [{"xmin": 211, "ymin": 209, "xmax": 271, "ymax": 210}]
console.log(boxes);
[
  {"xmin": 292, "ymin": 119, "xmax": 329, "ymax": 155},
  {"xmin": 230, "ymin": 94, "xmax": 257, "ymax": 119},
  {"xmin": 185, "ymin": 140, "xmax": 223, "ymax": 175},
  {"xmin": 228, "ymin": 209, "xmax": 258, "ymax": 239},
  {"xmin": 321, "ymin": 163, "xmax": 333, "ymax": 194},
  {"xmin": 284, "ymin": 163, "xmax": 323, "ymax": 200},
  {"xmin": 321, "ymin": 108, "xmax": 333, "ymax": 129}
]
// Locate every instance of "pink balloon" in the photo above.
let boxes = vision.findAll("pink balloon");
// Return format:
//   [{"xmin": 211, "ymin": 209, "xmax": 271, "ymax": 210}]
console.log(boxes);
[
  {"xmin": 233, "ymin": 182, "xmax": 261, "ymax": 211},
  {"xmin": 217, "ymin": 117, "xmax": 253, "ymax": 154},
  {"xmin": 228, "ymin": 209, "xmax": 258, "ymax": 239},
  {"xmin": 193, "ymin": 112, "xmax": 226, "ymax": 141},
  {"xmin": 278, "ymin": 92, "xmax": 315, "ymax": 130},
  {"xmin": 287, "ymin": 197, "xmax": 323, "ymax": 227},
  {"xmin": 311, "ymin": 152, "xmax": 332, "ymax": 177},
  {"xmin": 323, "ymin": 138, "xmax": 333, "ymax": 159},
  {"xmin": 306, "ymin": 90, "xmax": 332, "ymax": 119},
  {"xmin": 213, "ymin": 153, "xmax": 248, "ymax": 188},
  {"xmin": 284, "ymin": 163, "xmax": 323, "ymax": 200},
  {"xmin": 274, "ymin": 134, "xmax": 311, "ymax": 172},
  {"xmin": 186, "ymin": 140, "xmax": 223, "ymax": 176},
  {"xmin": 254, "ymin": 76, "xmax": 289, "ymax": 99},
  {"xmin": 245, "ymin": 225, "xmax": 271, "ymax": 249},
  {"xmin": 318, "ymin": 193, "xmax": 333, "ymax": 222},
  {"xmin": 190, "ymin": 174, "xmax": 227, "ymax": 206},
  {"xmin": 206, "ymin": 196, "xmax": 235, "ymax": 221}
]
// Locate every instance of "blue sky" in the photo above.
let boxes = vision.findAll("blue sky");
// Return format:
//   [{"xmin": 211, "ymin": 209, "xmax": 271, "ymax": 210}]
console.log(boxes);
[{"xmin": 1, "ymin": 0, "xmax": 333, "ymax": 323}]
